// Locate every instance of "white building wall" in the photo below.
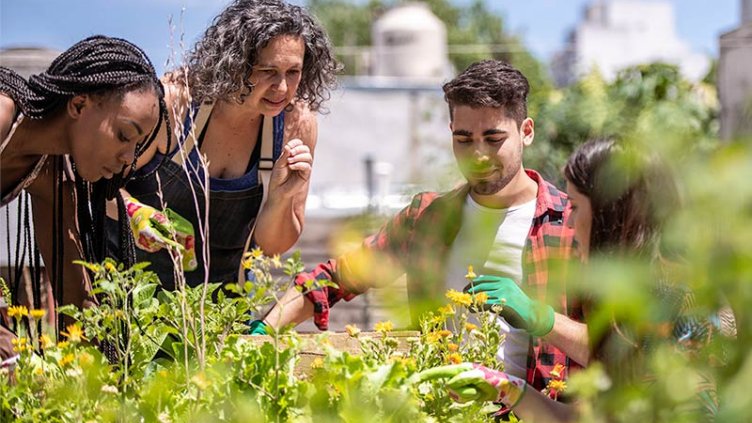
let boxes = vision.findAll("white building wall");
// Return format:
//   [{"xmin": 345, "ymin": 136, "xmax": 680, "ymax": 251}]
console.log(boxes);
[
  {"xmin": 744, "ymin": 0, "xmax": 752, "ymax": 24},
  {"xmin": 718, "ymin": 19, "xmax": 752, "ymax": 139},
  {"xmin": 307, "ymin": 83, "xmax": 455, "ymax": 217},
  {"xmin": 554, "ymin": 0, "xmax": 710, "ymax": 84}
]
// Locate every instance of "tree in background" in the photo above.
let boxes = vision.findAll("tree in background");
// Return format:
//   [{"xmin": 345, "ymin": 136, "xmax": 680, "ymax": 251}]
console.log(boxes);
[
  {"xmin": 306, "ymin": 0, "xmax": 552, "ymax": 115},
  {"xmin": 529, "ymin": 63, "xmax": 719, "ymax": 183}
]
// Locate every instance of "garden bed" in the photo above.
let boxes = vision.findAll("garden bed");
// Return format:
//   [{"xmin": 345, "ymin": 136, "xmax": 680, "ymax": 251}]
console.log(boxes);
[{"xmin": 245, "ymin": 330, "xmax": 420, "ymax": 376}]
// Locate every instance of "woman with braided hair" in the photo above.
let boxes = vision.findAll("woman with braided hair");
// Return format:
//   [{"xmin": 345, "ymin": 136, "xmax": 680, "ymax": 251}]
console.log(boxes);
[
  {"xmin": 0, "ymin": 35, "xmax": 169, "ymax": 365},
  {"xmin": 105, "ymin": 0, "xmax": 339, "ymax": 289}
]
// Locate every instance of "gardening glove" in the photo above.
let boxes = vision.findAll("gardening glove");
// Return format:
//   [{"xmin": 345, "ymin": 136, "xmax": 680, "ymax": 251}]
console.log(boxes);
[
  {"xmin": 1, "ymin": 354, "xmax": 19, "ymax": 368},
  {"xmin": 414, "ymin": 363, "xmax": 526, "ymax": 406},
  {"xmin": 124, "ymin": 196, "xmax": 197, "ymax": 271},
  {"xmin": 466, "ymin": 275, "xmax": 555, "ymax": 337},
  {"xmin": 249, "ymin": 320, "xmax": 269, "ymax": 335}
]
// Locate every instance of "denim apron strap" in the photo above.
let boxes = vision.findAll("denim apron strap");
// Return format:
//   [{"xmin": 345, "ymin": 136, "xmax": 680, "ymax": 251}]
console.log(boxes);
[
  {"xmin": 172, "ymin": 101, "xmax": 214, "ymax": 168},
  {"xmin": 237, "ymin": 115, "xmax": 276, "ymax": 283}
]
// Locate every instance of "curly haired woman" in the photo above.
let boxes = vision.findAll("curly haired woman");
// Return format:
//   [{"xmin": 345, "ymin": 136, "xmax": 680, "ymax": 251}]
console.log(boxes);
[{"xmin": 107, "ymin": 0, "xmax": 340, "ymax": 288}]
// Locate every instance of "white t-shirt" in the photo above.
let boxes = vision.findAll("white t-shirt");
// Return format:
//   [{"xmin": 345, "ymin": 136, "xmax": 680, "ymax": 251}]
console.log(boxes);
[{"xmin": 445, "ymin": 195, "xmax": 537, "ymax": 379}]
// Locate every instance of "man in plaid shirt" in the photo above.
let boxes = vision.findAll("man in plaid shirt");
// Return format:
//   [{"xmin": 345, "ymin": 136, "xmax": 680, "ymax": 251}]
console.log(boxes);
[{"xmin": 260, "ymin": 60, "xmax": 588, "ymax": 396}]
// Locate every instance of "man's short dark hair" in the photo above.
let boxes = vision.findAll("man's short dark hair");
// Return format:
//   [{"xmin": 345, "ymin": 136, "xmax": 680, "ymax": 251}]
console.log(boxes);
[{"xmin": 442, "ymin": 60, "xmax": 530, "ymax": 126}]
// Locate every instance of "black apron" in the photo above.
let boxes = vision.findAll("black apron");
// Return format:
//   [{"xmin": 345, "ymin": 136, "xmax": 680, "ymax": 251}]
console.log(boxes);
[{"xmin": 105, "ymin": 102, "xmax": 284, "ymax": 289}]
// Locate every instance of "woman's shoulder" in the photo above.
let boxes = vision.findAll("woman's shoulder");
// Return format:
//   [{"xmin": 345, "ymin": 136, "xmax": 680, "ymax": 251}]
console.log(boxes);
[
  {"xmin": 133, "ymin": 70, "xmax": 192, "ymax": 163},
  {"xmin": 0, "ymin": 94, "xmax": 18, "ymax": 141},
  {"xmin": 161, "ymin": 70, "xmax": 192, "ymax": 110}
]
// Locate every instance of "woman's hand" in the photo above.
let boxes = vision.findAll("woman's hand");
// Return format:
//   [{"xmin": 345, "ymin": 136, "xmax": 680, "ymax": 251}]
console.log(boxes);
[
  {"xmin": 413, "ymin": 363, "xmax": 527, "ymax": 406},
  {"xmin": 268, "ymin": 138, "xmax": 312, "ymax": 199},
  {"xmin": 124, "ymin": 197, "xmax": 197, "ymax": 271}
]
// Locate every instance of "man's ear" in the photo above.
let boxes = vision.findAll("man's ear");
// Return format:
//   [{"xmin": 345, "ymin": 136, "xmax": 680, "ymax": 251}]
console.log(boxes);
[
  {"xmin": 521, "ymin": 117, "xmax": 535, "ymax": 147},
  {"xmin": 67, "ymin": 94, "xmax": 89, "ymax": 119}
]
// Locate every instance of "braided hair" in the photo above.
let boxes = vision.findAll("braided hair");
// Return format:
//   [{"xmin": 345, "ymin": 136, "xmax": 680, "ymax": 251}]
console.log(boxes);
[{"xmin": 0, "ymin": 35, "xmax": 171, "ymax": 336}]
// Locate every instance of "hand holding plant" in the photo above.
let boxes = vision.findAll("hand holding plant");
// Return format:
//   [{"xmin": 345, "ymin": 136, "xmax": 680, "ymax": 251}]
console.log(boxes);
[{"xmin": 124, "ymin": 196, "xmax": 197, "ymax": 271}]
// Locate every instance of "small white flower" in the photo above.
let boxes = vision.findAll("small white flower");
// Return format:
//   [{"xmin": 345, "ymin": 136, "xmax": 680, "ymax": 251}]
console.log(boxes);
[
  {"xmin": 101, "ymin": 384, "xmax": 119, "ymax": 394},
  {"xmin": 65, "ymin": 368, "xmax": 83, "ymax": 378}
]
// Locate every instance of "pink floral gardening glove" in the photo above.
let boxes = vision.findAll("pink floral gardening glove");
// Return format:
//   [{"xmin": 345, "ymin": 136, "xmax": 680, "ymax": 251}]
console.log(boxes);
[
  {"xmin": 414, "ymin": 363, "xmax": 526, "ymax": 406},
  {"xmin": 124, "ymin": 197, "xmax": 197, "ymax": 271}
]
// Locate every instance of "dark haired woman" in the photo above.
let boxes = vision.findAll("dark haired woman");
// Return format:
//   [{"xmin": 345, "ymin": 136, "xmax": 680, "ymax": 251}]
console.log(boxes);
[
  {"xmin": 108, "ymin": 0, "xmax": 339, "ymax": 288},
  {"xmin": 0, "ymin": 35, "xmax": 169, "ymax": 365},
  {"xmin": 421, "ymin": 139, "xmax": 726, "ymax": 421}
]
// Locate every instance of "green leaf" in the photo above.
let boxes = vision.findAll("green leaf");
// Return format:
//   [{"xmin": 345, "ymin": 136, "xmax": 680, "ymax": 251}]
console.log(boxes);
[
  {"xmin": 57, "ymin": 304, "xmax": 80, "ymax": 319},
  {"xmin": 132, "ymin": 283, "xmax": 158, "ymax": 307},
  {"xmin": 131, "ymin": 262, "xmax": 152, "ymax": 272}
]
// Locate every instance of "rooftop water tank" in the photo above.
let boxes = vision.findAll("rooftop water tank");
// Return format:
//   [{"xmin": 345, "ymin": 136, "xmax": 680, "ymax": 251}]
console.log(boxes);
[{"xmin": 372, "ymin": 2, "xmax": 448, "ymax": 79}]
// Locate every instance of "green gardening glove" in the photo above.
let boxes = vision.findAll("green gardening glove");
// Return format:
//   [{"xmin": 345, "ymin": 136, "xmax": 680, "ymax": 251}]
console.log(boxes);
[
  {"xmin": 249, "ymin": 320, "xmax": 269, "ymax": 335},
  {"xmin": 413, "ymin": 363, "xmax": 526, "ymax": 406},
  {"xmin": 466, "ymin": 275, "xmax": 555, "ymax": 337}
]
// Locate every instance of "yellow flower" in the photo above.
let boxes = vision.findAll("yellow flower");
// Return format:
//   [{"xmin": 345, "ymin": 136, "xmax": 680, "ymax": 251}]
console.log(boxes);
[
  {"xmin": 447, "ymin": 353, "xmax": 462, "ymax": 364},
  {"xmin": 374, "ymin": 321, "xmax": 393, "ymax": 333},
  {"xmin": 79, "ymin": 352, "xmax": 94, "ymax": 366},
  {"xmin": 104, "ymin": 262, "xmax": 117, "ymax": 273},
  {"xmin": 61, "ymin": 324, "xmax": 86, "ymax": 343},
  {"xmin": 58, "ymin": 353, "xmax": 75, "ymax": 367},
  {"xmin": 40, "ymin": 335, "xmax": 54, "ymax": 349},
  {"xmin": 271, "ymin": 254, "xmax": 282, "ymax": 268},
  {"xmin": 250, "ymin": 247, "xmax": 264, "ymax": 259},
  {"xmin": 11, "ymin": 337, "xmax": 27, "ymax": 346},
  {"xmin": 311, "ymin": 357, "xmax": 324, "ymax": 369},
  {"xmin": 550, "ymin": 363, "xmax": 566, "ymax": 379},
  {"xmin": 191, "ymin": 372, "xmax": 210, "ymax": 390},
  {"xmin": 7, "ymin": 305, "xmax": 28, "ymax": 319},
  {"xmin": 345, "ymin": 324, "xmax": 361, "ymax": 337},
  {"xmin": 473, "ymin": 292, "xmax": 489, "ymax": 305},
  {"xmin": 465, "ymin": 265, "xmax": 477, "ymax": 280},
  {"xmin": 57, "ymin": 341, "xmax": 70, "ymax": 349},
  {"xmin": 33, "ymin": 366, "xmax": 44, "ymax": 376},
  {"xmin": 11, "ymin": 337, "xmax": 29, "ymax": 353},
  {"xmin": 437, "ymin": 329, "xmax": 452, "ymax": 338},
  {"xmin": 546, "ymin": 379, "xmax": 567, "ymax": 393},
  {"xmin": 464, "ymin": 323, "xmax": 478, "ymax": 332},
  {"xmin": 241, "ymin": 257, "xmax": 253, "ymax": 271},
  {"xmin": 447, "ymin": 343, "xmax": 459, "ymax": 352},
  {"xmin": 30, "ymin": 309, "xmax": 46, "ymax": 320},
  {"xmin": 445, "ymin": 290, "xmax": 472, "ymax": 307},
  {"xmin": 438, "ymin": 304, "xmax": 455, "ymax": 316},
  {"xmin": 426, "ymin": 332, "xmax": 441, "ymax": 344}
]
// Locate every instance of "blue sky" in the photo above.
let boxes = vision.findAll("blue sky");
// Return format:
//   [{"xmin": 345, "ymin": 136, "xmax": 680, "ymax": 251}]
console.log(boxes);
[{"xmin": 0, "ymin": 0, "xmax": 740, "ymax": 74}]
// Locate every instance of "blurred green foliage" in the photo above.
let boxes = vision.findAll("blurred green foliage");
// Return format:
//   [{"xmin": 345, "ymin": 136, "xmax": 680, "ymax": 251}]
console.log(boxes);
[
  {"xmin": 309, "ymin": 3, "xmax": 737, "ymax": 414},
  {"xmin": 560, "ymin": 134, "xmax": 752, "ymax": 420},
  {"xmin": 529, "ymin": 63, "xmax": 719, "ymax": 184}
]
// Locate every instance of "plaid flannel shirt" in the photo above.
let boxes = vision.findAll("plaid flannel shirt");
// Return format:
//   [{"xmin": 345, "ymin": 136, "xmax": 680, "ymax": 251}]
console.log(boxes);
[{"xmin": 296, "ymin": 169, "xmax": 582, "ymax": 391}]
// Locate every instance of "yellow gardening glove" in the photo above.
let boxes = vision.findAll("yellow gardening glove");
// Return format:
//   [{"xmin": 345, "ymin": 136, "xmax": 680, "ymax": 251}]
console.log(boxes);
[{"xmin": 124, "ymin": 197, "xmax": 197, "ymax": 271}]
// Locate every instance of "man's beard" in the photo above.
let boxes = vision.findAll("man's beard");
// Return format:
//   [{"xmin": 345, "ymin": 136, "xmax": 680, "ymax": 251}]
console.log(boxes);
[{"xmin": 469, "ymin": 169, "xmax": 516, "ymax": 196}]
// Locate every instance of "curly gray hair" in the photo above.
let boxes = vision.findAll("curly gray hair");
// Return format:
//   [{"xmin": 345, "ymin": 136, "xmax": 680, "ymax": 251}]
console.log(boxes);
[{"xmin": 186, "ymin": 0, "xmax": 340, "ymax": 112}]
